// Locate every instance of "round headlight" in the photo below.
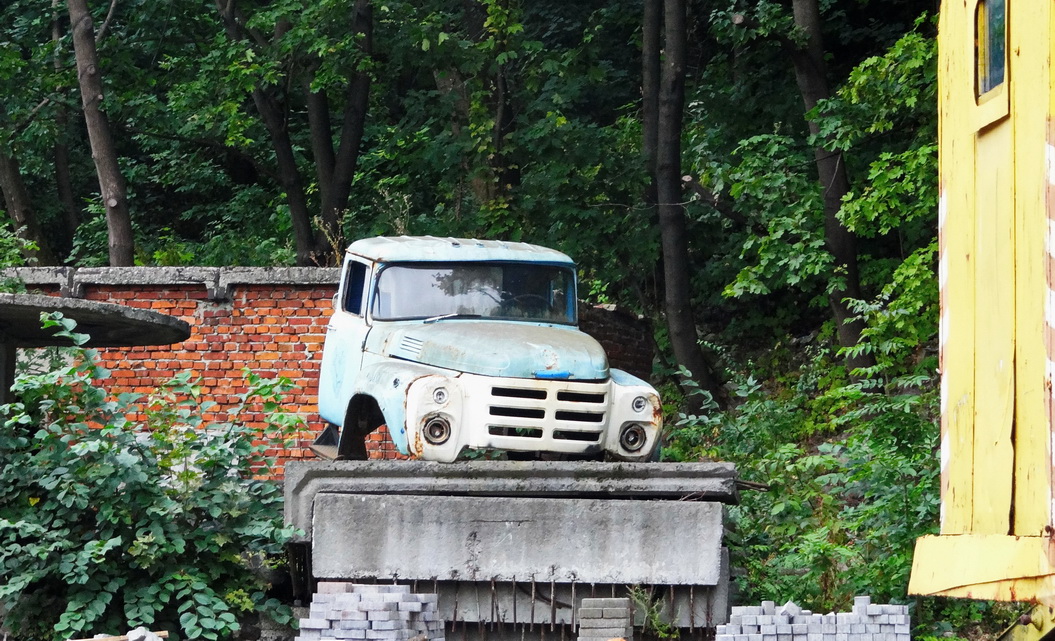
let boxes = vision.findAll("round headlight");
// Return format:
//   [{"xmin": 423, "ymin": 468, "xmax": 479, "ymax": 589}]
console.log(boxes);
[
  {"xmin": 433, "ymin": 387, "xmax": 449, "ymax": 404},
  {"xmin": 631, "ymin": 396, "xmax": 649, "ymax": 413},
  {"xmin": 619, "ymin": 424, "xmax": 648, "ymax": 452},
  {"xmin": 424, "ymin": 416, "xmax": 452, "ymax": 445}
]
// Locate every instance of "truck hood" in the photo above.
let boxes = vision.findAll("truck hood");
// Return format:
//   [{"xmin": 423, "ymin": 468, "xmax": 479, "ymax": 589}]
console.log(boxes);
[{"xmin": 370, "ymin": 321, "xmax": 610, "ymax": 380}]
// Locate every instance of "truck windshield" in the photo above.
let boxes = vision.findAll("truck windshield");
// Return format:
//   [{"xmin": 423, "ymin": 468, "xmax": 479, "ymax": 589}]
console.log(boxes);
[{"xmin": 371, "ymin": 262, "xmax": 577, "ymax": 324}]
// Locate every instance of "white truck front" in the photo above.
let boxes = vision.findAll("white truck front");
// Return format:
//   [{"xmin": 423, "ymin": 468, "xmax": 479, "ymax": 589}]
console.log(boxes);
[{"xmin": 316, "ymin": 236, "xmax": 661, "ymax": 462}]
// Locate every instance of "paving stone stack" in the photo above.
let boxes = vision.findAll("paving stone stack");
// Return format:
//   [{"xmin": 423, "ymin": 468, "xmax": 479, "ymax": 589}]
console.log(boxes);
[
  {"xmin": 576, "ymin": 597, "xmax": 634, "ymax": 641},
  {"xmin": 296, "ymin": 583, "xmax": 443, "ymax": 641},
  {"xmin": 716, "ymin": 597, "xmax": 910, "ymax": 641}
]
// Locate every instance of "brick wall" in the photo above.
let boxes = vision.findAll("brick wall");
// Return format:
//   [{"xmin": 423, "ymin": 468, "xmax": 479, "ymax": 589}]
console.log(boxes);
[{"xmin": 8, "ymin": 267, "xmax": 653, "ymax": 474}]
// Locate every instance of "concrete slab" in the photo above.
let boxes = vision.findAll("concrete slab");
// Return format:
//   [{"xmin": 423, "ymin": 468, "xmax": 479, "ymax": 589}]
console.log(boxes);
[
  {"xmin": 310, "ymin": 493, "xmax": 724, "ymax": 585},
  {"xmin": 285, "ymin": 460, "xmax": 738, "ymax": 541}
]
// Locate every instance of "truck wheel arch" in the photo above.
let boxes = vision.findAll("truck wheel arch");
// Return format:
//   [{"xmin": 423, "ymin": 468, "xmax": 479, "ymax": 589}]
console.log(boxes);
[{"xmin": 337, "ymin": 395, "xmax": 384, "ymax": 460}]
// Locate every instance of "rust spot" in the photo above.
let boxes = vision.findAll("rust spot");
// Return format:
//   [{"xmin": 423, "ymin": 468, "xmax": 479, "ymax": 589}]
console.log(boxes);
[{"xmin": 411, "ymin": 429, "xmax": 425, "ymax": 458}]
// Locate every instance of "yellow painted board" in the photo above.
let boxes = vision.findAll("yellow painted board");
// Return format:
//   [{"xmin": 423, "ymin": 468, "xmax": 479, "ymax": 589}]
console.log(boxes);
[
  {"xmin": 910, "ymin": 534, "xmax": 1055, "ymax": 602},
  {"xmin": 1012, "ymin": 0, "xmax": 1054, "ymax": 536},
  {"xmin": 972, "ymin": 118, "xmax": 1016, "ymax": 535},
  {"xmin": 938, "ymin": 0, "xmax": 979, "ymax": 534}
]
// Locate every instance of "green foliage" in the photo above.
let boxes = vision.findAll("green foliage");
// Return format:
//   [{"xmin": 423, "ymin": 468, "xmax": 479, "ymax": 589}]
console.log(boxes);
[
  {"xmin": 666, "ymin": 363, "xmax": 941, "ymax": 613},
  {"xmin": 0, "ymin": 314, "xmax": 300, "ymax": 640}
]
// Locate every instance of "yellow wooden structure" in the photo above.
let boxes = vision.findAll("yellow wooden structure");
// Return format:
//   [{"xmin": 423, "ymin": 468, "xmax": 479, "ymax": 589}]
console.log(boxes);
[{"xmin": 907, "ymin": 0, "xmax": 1055, "ymax": 605}]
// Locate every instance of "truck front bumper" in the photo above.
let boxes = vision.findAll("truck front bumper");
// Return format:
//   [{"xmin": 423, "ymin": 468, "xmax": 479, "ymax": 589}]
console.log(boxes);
[{"xmin": 404, "ymin": 372, "xmax": 662, "ymax": 462}]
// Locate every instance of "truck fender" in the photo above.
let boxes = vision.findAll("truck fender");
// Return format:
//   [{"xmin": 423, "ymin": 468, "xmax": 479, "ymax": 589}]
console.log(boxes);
[{"xmin": 350, "ymin": 360, "xmax": 452, "ymax": 455}]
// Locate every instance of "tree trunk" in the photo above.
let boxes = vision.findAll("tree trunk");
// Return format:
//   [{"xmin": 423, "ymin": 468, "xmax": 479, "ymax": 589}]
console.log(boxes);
[
  {"xmin": 642, "ymin": 0, "xmax": 660, "ymax": 182},
  {"xmin": 67, "ymin": 0, "xmax": 134, "ymax": 266},
  {"xmin": 215, "ymin": 0, "xmax": 317, "ymax": 266},
  {"xmin": 313, "ymin": 0, "xmax": 372, "ymax": 263},
  {"xmin": 53, "ymin": 0, "xmax": 79, "ymax": 253},
  {"xmin": 253, "ymin": 88, "xmax": 317, "ymax": 266},
  {"xmin": 0, "ymin": 150, "xmax": 59, "ymax": 265},
  {"xmin": 654, "ymin": 0, "xmax": 724, "ymax": 407},
  {"xmin": 786, "ymin": 0, "xmax": 873, "ymax": 372}
]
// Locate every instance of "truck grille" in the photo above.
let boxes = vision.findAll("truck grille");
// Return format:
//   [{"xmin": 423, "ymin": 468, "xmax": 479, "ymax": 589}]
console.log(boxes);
[{"xmin": 487, "ymin": 382, "xmax": 607, "ymax": 445}]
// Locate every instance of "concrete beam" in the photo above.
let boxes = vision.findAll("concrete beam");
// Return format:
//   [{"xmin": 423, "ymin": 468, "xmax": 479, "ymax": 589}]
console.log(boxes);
[
  {"xmin": 311, "ymin": 493, "xmax": 725, "ymax": 586},
  {"xmin": 285, "ymin": 460, "xmax": 738, "ymax": 541}
]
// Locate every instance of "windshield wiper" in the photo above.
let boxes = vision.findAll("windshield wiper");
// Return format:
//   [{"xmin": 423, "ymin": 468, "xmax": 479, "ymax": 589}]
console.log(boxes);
[{"xmin": 423, "ymin": 313, "xmax": 482, "ymax": 324}]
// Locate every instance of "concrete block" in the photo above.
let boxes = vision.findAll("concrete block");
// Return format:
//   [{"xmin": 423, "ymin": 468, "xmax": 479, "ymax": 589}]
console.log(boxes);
[
  {"xmin": 321, "ymin": 631, "xmax": 337, "ymax": 638},
  {"xmin": 300, "ymin": 619, "xmax": 332, "ymax": 630},
  {"xmin": 603, "ymin": 608, "xmax": 631, "ymax": 619},
  {"xmin": 319, "ymin": 583, "xmax": 356, "ymax": 594},
  {"xmin": 368, "ymin": 611, "xmax": 398, "ymax": 621},
  {"xmin": 398, "ymin": 602, "xmax": 424, "ymax": 613},
  {"xmin": 372, "ymin": 621, "xmax": 402, "ymax": 631},
  {"xmin": 579, "ymin": 619, "xmax": 631, "ymax": 631},
  {"xmin": 354, "ymin": 585, "xmax": 409, "ymax": 594},
  {"xmin": 779, "ymin": 602, "xmax": 802, "ymax": 617},
  {"xmin": 361, "ymin": 602, "xmax": 398, "ymax": 612},
  {"xmin": 581, "ymin": 598, "xmax": 632, "ymax": 609},
  {"xmin": 761, "ymin": 625, "xmax": 776, "ymax": 635},
  {"xmin": 577, "ymin": 626, "xmax": 632, "ymax": 637},
  {"xmin": 307, "ymin": 493, "xmax": 709, "ymax": 583},
  {"xmin": 743, "ymin": 616, "xmax": 758, "ymax": 626},
  {"xmin": 341, "ymin": 611, "xmax": 368, "ymax": 621},
  {"xmin": 791, "ymin": 624, "xmax": 808, "ymax": 634},
  {"xmin": 338, "ymin": 621, "xmax": 370, "ymax": 630},
  {"xmin": 333, "ymin": 630, "xmax": 367, "ymax": 640},
  {"xmin": 579, "ymin": 608, "xmax": 606, "ymax": 619}
]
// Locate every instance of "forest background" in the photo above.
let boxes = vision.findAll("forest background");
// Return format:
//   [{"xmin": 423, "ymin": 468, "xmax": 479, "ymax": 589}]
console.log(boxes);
[{"xmin": 0, "ymin": 0, "xmax": 986, "ymax": 638}]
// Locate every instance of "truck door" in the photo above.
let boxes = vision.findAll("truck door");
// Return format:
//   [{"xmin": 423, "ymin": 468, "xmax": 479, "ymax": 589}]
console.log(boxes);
[{"xmin": 319, "ymin": 259, "xmax": 371, "ymax": 425}]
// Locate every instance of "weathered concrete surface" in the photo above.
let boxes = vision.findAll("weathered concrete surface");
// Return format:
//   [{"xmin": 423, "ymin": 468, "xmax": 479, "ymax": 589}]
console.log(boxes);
[
  {"xmin": 4, "ymin": 266, "xmax": 340, "ymax": 299},
  {"xmin": 285, "ymin": 460, "xmax": 739, "ymax": 541},
  {"xmin": 293, "ymin": 460, "xmax": 736, "ymax": 629},
  {"xmin": 311, "ymin": 494, "xmax": 724, "ymax": 585},
  {"xmin": 0, "ymin": 293, "xmax": 191, "ymax": 348},
  {"xmin": 0, "ymin": 293, "xmax": 191, "ymax": 404},
  {"xmin": 319, "ymin": 552, "xmax": 730, "ymax": 630}
]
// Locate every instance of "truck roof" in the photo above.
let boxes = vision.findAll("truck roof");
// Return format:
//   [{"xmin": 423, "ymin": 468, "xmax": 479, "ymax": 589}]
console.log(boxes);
[{"xmin": 345, "ymin": 236, "xmax": 576, "ymax": 265}]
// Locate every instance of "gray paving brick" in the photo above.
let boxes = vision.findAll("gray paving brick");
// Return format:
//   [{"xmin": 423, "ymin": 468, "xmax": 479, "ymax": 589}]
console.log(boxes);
[{"xmin": 580, "ymin": 598, "xmax": 631, "ymax": 609}]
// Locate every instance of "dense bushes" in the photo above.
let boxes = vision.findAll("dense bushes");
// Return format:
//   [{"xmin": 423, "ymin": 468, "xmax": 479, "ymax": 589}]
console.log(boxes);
[{"xmin": 0, "ymin": 315, "xmax": 300, "ymax": 640}]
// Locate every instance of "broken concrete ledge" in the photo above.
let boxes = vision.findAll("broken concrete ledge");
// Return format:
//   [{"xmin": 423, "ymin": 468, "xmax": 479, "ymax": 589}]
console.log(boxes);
[
  {"xmin": 285, "ymin": 459, "xmax": 739, "ymax": 542},
  {"xmin": 4, "ymin": 266, "xmax": 341, "ymax": 300}
]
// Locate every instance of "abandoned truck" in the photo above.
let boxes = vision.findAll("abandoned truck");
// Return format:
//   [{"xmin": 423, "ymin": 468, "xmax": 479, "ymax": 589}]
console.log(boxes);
[{"xmin": 314, "ymin": 235, "xmax": 662, "ymax": 462}]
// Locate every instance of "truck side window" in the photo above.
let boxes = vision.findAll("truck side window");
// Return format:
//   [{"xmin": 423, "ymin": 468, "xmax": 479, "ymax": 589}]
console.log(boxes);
[
  {"xmin": 344, "ymin": 262, "xmax": 368, "ymax": 315},
  {"xmin": 976, "ymin": 0, "xmax": 1006, "ymax": 95}
]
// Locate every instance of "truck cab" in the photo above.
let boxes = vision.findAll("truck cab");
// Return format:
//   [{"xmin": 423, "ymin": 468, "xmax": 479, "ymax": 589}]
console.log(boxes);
[{"xmin": 316, "ymin": 236, "xmax": 661, "ymax": 462}]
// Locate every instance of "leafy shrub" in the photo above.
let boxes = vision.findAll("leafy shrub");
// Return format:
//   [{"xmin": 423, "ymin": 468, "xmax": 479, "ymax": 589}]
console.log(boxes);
[{"xmin": 0, "ymin": 315, "xmax": 300, "ymax": 640}]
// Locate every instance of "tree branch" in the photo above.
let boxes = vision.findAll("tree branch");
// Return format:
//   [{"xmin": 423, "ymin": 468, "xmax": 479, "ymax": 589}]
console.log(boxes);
[{"xmin": 95, "ymin": 0, "xmax": 119, "ymax": 43}]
